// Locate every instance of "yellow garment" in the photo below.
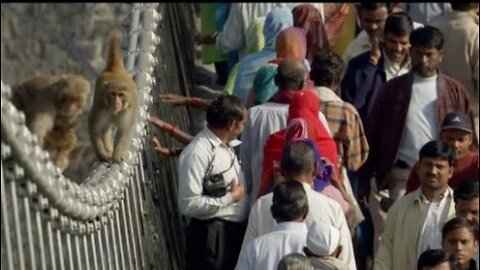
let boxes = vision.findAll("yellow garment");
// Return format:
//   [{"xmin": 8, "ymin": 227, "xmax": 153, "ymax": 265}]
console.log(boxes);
[
  {"xmin": 200, "ymin": 3, "xmax": 225, "ymax": 64},
  {"xmin": 373, "ymin": 188, "xmax": 456, "ymax": 270},
  {"xmin": 330, "ymin": 3, "xmax": 356, "ymax": 57}
]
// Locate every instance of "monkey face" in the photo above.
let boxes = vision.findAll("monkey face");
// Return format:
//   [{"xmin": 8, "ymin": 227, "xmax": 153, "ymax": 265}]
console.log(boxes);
[
  {"xmin": 108, "ymin": 91, "xmax": 128, "ymax": 113},
  {"xmin": 57, "ymin": 95, "xmax": 85, "ymax": 117}
]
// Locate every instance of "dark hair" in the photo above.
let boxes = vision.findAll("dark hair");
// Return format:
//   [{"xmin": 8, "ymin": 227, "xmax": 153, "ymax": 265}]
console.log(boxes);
[
  {"xmin": 274, "ymin": 59, "xmax": 308, "ymax": 91},
  {"xmin": 442, "ymin": 217, "xmax": 479, "ymax": 241},
  {"xmin": 384, "ymin": 12, "xmax": 413, "ymax": 36},
  {"xmin": 281, "ymin": 140, "xmax": 316, "ymax": 176},
  {"xmin": 277, "ymin": 253, "xmax": 312, "ymax": 270},
  {"xmin": 419, "ymin": 140, "xmax": 455, "ymax": 166},
  {"xmin": 417, "ymin": 249, "xmax": 458, "ymax": 270},
  {"xmin": 206, "ymin": 95, "xmax": 245, "ymax": 129},
  {"xmin": 271, "ymin": 181, "xmax": 309, "ymax": 222},
  {"xmin": 450, "ymin": 3, "xmax": 478, "ymax": 11},
  {"xmin": 360, "ymin": 3, "xmax": 395, "ymax": 13},
  {"xmin": 410, "ymin": 26, "xmax": 444, "ymax": 50},
  {"xmin": 454, "ymin": 181, "xmax": 479, "ymax": 203},
  {"xmin": 310, "ymin": 51, "xmax": 345, "ymax": 88}
]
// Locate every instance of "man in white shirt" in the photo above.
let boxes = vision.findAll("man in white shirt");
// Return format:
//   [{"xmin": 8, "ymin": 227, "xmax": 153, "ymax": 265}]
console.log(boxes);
[
  {"xmin": 236, "ymin": 180, "xmax": 309, "ymax": 270},
  {"xmin": 178, "ymin": 95, "xmax": 248, "ymax": 270},
  {"xmin": 240, "ymin": 58, "xmax": 331, "ymax": 208},
  {"xmin": 239, "ymin": 140, "xmax": 356, "ymax": 269}
]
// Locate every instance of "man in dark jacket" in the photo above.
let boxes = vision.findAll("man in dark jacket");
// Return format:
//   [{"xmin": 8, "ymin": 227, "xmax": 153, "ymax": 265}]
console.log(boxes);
[
  {"xmin": 341, "ymin": 12, "xmax": 414, "ymax": 123},
  {"xmin": 359, "ymin": 25, "xmax": 477, "ymax": 255}
]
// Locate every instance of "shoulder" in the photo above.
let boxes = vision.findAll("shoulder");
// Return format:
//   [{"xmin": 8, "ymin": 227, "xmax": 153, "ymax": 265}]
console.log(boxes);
[
  {"xmin": 347, "ymin": 51, "xmax": 372, "ymax": 69},
  {"xmin": 389, "ymin": 191, "xmax": 418, "ymax": 214},
  {"xmin": 439, "ymin": 74, "xmax": 466, "ymax": 90},
  {"xmin": 308, "ymin": 190, "xmax": 343, "ymax": 213}
]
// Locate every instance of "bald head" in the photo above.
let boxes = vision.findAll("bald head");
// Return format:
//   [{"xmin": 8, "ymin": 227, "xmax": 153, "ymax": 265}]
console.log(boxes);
[{"xmin": 275, "ymin": 59, "xmax": 308, "ymax": 91}]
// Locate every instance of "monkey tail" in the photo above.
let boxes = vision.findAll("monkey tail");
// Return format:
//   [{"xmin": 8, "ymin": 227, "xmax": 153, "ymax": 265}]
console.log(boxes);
[{"xmin": 105, "ymin": 29, "xmax": 125, "ymax": 71}]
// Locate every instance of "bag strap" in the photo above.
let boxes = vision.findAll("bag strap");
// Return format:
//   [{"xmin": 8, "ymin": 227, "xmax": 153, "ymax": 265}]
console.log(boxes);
[{"xmin": 203, "ymin": 139, "xmax": 235, "ymax": 178}]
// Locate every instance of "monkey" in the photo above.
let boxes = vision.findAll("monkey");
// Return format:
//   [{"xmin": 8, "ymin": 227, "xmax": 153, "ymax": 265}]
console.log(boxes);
[
  {"xmin": 11, "ymin": 74, "xmax": 91, "ymax": 146},
  {"xmin": 88, "ymin": 29, "xmax": 138, "ymax": 164},
  {"xmin": 43, "ymin": 117, "xmax": 78, "ymax": 170}
]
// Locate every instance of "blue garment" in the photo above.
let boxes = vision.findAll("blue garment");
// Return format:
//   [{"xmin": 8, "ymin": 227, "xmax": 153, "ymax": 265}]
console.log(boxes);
[
  {"xmin": 340, "ymin": 51, "xmax": 386, "ymax": 123},
  {"xmin": 232, "ymin": 7, "xmax": 293, "ymax": 102},
  {"xmin": 406, "ymin": 3, "xmax": 450, "ymax": 25}
]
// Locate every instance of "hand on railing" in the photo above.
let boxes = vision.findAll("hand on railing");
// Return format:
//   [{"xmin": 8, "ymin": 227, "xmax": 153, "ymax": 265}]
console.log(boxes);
[{"xmin": 158, "ymin": 94, "xmax": 211, "ymax": 109}]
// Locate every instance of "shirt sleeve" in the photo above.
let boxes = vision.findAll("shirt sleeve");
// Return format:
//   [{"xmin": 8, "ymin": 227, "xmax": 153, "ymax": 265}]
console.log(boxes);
[
  {"xmin": 235, "ymin": 241, "xmax": 254, "ymax": 270},
  {"xmin": 342, "ymin": 105, "xmax": 369, "ymax": 171},
  {"xmin": 177, "ymin": 149, "xmax": 233, "ymax": 218},
  {"xmin": 237, "ymin": 202, "xmax": 261, "ymax": 263},
  {"xmin": 215, "ymin": 3, "xmax": 246, "ymax": 54}
]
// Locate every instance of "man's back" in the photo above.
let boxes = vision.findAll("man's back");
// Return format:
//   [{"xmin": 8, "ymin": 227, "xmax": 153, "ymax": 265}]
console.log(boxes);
[
  {"xmin": 235, "ymin": 222, "xmax": 308, "ymax": 270},
  {"xmin": 240, "ymin": 182, "xmax": 356, "ymax": 269}
]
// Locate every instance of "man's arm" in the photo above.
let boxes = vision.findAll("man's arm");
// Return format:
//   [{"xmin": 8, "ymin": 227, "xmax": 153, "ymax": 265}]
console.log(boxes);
[{"xmin": 342, "ymin": 104, "xmax": 369, "ymax": 171}]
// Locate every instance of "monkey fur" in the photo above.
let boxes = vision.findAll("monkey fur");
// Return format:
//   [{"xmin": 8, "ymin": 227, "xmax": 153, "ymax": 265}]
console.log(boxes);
[
  {"xmin": 88, "ymin": 30, "xmax": 138, "ymax": 164},
  {"xmin": 11, "ymin": 74, "xmax": 91, "ymax": 170}
]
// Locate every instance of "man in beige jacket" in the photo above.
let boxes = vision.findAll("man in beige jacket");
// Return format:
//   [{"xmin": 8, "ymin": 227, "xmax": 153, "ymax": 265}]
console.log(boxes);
[
  {"xmin": 431, "ymin": 3, "xmax": 479, "ymax": 137},
  {"xmin": 373, "ymin": 140, "xmax": 457, "ymax": 270}
]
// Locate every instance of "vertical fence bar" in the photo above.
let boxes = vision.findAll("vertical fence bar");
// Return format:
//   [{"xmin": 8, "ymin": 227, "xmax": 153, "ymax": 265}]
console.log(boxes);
[
  {"xmin": 115, "ymin": 206, "xmax": 126, "ymax": 270},
  {"xmin": 35, "ymin": 207, "xmax": 47, "ymax": 270},
  {"xmin": 132, "ymin": 165, "xmax": 145, "ymax": 268},
  {"xmin": 1, "ymin": 163, "xmax": 14, "ymax": 270},
  {"xmin": 89, "ymin": 226, "xmax": 99, "ymax": 270},
  {"xmin": 96, "ymin": 226, "xmax": 106, "ymax": 270},
  {"xmin": 82, "ymin": 234, "xmax": 90, "ymax": 270},
  {"xmin": 23, "ymin": 187, "xmax": 36, "ymax": 270},
  {"xmin": 56, "ymin": 228, "xmax": 65, "ymax": 270},
  {"xmin": 74, "ymin": 235, "xmax": 82, "ymax": 270},
  {"xmin": 109, "ymin": 212, "xmax": 120, "ymax": 270},
  {"xmin": 66, "ymin": 233, "xmax": 75, "ymax": 270},
  {"xmin": 103, "ymin": 219, "xmax": 113, "ymax": 270},
  {"xmin": 10, "ymin": 183, "xmax": 26, "ymax": 270},
  {"xmin": 120, "ymin": 198, "xmax": 134, "ymax": 269},
  {"xmin": 125, "ymin": 185, "xmax": 140, "ymax": 269},
  {"xmin": 46, "ymin": 221, "xmax": 57, "ymax": 270}
]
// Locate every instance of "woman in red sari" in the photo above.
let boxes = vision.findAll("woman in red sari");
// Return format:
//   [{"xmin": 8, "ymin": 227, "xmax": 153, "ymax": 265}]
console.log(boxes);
[{"xmin": 257, "ymin": 90, "xmax": 351, "ymax": 213}]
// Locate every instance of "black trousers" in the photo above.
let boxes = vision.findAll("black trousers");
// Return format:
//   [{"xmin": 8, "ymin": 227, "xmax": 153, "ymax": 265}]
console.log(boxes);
[{"xmin": 185, "ymin": 218, "xmax": 246, "ymax": 270}]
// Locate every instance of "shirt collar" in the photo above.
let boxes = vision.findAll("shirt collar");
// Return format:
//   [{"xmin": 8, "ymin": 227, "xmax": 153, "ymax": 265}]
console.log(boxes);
[
  {"xmin": 275, "ymin": 221, "xmax": 308, "ymax": 233},
  {"xmin": 204, "ymin": 127, "xmax": 241, "ymax": 148},
  {"xmin": 414, "ymin": 186, "xmax": 453, "ymax": 204}
]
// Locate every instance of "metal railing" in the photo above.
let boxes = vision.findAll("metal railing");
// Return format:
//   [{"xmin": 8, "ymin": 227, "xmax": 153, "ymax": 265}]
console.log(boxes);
[{"xmin": 1, "ymin": 3, "xmax": 196, "ymax": 269}]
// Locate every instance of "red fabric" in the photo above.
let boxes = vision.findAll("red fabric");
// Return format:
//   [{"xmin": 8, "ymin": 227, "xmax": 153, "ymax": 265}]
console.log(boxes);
[
  {"xmin": 406, "ymin": 151, "xmax": 479, "ymax": 193},
  {"xmin": 257, "ymin": 90, "xmax": 339, "ymax": 198}
]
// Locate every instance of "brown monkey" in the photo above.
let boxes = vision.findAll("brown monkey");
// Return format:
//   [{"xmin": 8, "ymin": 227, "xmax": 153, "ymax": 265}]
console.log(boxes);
[
  {"xmin": 11, "ymin": 74, "xmax": 91, "ymax": 147},
  {"xmin": 43, "ymin": 118, "xmax": 78, "ymax": 170},
  {"xmin": 88, "ymin": 30, "xmax": 138, "ymax": 163}
]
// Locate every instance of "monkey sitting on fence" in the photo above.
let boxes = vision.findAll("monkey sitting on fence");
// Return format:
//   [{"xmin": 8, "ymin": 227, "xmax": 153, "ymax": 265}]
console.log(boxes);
[
  {"xmin": 11, "ymin": 74, "xmax": 92, "ymax": 170},
  {"xmin": 88, "ymin": 30, "xmax": 138, "ymax": 164}
]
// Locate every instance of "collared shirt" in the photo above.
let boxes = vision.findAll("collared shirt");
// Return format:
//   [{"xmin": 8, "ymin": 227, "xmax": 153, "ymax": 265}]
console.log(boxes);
[
  {"xmin": 177, "ymin": 128, "xmax": 248, "ymax": 222},
  {"xmin": 312, "ymin": 87, "xmax": 369, "ymax": 171},
  {"xmin": 417, "ymin": 188, "xmax": 453, "ymax": 256},
  {"xmin": 235, "ymin": 222, "xmax": 308, "ymax": 270},
  {"xmin": 240, "ymin": 102, "xmax": 331, "ymax": 208},
  {"xmin": 373, "ymin": 187, "xmax": 456, "ymax": 270},
  {"xmin": 383, "ymin": 51, "xmax": 411, "ymax": 82},
  {"xmin": 239, "ymin": 181, "xmax": 356, "ymax": 270}
]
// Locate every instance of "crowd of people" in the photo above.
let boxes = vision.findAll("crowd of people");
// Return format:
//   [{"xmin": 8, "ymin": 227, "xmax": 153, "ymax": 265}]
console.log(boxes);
[{"xmin": 150, "ymin": 3, "xmax": 479, "ymax": 270}]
